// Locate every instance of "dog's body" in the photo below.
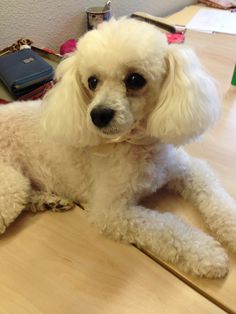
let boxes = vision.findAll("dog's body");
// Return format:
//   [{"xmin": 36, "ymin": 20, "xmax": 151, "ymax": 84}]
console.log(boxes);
[
  {"xmin": 1, "ymin": 18, "xmax": 236, "ymax": 278},
  {"xmin": 0, "ymin": 100, "xmax": 179, "ymax": 211}
]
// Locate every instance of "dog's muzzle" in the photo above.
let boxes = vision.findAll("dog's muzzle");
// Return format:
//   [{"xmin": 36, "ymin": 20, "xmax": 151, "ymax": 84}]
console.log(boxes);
[{"xmin": 90, "ymin": 105, "xmax": 115, "ymax": 128}]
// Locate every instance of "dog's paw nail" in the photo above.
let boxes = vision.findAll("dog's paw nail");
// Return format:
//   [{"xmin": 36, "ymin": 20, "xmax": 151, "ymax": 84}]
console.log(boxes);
[
  {"xmin": 50, "ymin": 200, "xmax": 75, "ymax": 212},
  {"xmin": 56, "ymin": 203, "xmax": 64, "ymax": 209},
  {"xmin": 44, "ymin": 203, "xmax": 54, "ymax": 210}
]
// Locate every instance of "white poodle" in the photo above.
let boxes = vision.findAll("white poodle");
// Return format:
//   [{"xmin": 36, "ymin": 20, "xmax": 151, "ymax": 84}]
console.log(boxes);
[{"xmin": 1, "ymin": 18, "xmax": 236, "ymax": 278}]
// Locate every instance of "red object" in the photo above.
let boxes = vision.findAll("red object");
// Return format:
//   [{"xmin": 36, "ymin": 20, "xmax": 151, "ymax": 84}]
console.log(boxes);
[
  {"xmin": 18, "ymin": 80, "xmax": 55, "ymax": 101},
  {"xmin": 60, "ymin": 39, "xmax": 77, "ymax": 55},
  {"xmin": 166, "ymin": 33, "xmax": 185, "ymax": 44},
  {"xmin": 0, "ymin": 81, "xmax": 55, "ymax": 104},
  {"xmin": 43, "ymin": 48, "xmax": 58, "ymax": 55},
  {"xmin": 0, "ymin": 98, "xmax": 10, "ymax": 105}
]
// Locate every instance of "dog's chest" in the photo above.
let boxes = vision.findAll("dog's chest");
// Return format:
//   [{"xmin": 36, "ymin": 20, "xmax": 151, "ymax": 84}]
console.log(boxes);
[
  {"xmin": 90, "ymin": 143, "xmax": 171, "ymax": 201},
  {"xmin": 52, "ymin": 148, "xmax": 93, "ymax": 203}
]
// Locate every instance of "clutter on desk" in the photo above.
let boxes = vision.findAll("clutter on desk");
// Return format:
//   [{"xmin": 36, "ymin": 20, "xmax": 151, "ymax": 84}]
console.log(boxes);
[
  {"xmin": 0, "ymin": 98, "xmax": 10, "ymax": 105},
  {"xmin": 131, "ymin": 12, "xmax": 177, "ymax": 33},
  {"xmin": 18, "ymin": 80, "xmax": 55, "ymax": 101},
  {"xmin": 186, "ymin": 8, "xmax": 236, "ymax": 34},
  {"xmin": 0, "ymin": 48, "xmax": 54, "ymax": 98},
  {"xmin": 86, "ymin": 0, "xmax": 112, "ymax": 30},
  {"xmin": 60, "ymin": 1, "xmax": 112, "ymax": 55},
  {"xmin": 31, "ymin": 46, "xmax": 62, "ymax": 62},
  {"xmin": 0, "ymin": 38, "xmax": 33, "ymax": 57},
  {"xmin": 166, "ymin": 33, "xmax": 185, "ymax": 44},
  {"xmin": 60, "ymin": 39, "xmax": 77, "ymax": 55},
  {"xmin": 131, "ymin": 12, "xmax": 185, "ymax": 44},
  {"xmin": 199, "ymin": 0, "xmax": 236, "ymax": 9}
]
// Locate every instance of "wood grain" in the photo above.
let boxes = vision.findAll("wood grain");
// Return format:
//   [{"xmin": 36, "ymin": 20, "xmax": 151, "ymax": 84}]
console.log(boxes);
[{"xmin": 0, "ymin": 209, "xmax": 225, "ymax": 314}]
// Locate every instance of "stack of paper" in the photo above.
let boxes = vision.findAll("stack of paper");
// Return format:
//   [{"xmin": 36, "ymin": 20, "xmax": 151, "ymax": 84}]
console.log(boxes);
[{"xmin": 186, "ymin": 8, "xmax": 236, "ymax": 35}]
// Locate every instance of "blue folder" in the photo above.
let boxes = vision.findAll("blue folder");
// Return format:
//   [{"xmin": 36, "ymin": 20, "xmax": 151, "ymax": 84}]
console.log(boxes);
[{"xmin": 0, "ymin": 49, "xmax": 54, "ymax": 97}]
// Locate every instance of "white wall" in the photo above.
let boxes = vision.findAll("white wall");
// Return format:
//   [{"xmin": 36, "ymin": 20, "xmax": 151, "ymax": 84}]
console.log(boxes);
[{"xmin": 0, "ymin": 0, "xmax": 196, "ymax": 52}]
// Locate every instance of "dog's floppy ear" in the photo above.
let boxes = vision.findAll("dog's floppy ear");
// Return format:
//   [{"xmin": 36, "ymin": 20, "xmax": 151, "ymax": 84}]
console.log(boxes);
[
  {"xmin": 147, "ymin": 46, "xmax": 220, "ymax": 145},
  {"xmin": 42, "ymin": 52, "xmax": 90, "ymax": 146}
]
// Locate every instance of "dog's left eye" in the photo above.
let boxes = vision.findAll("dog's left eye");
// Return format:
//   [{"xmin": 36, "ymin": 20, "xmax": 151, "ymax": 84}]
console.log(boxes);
[
  {"xmin": 125, "ymin": 73, "xmax": 146, "ymax": 90},
  {"xmin": 88, "ymin": 76, "xmax": 99, "ymax": 90}
]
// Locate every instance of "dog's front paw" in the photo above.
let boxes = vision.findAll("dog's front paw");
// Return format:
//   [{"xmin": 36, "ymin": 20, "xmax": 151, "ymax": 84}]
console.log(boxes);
[
  {"xmin": 214, "ymin": 213, "xmax": 236, "ymax": 253},
  {"xmin": 178, "ymin": 240, "xmax": 229, "ymax": 278},
  {"xmin": 29, "ymin": 192, "xmax": 75, "ymax": 213},
  {"xmin": 43, "ymin": 197, "xmax": 75, "ymax": 212}
]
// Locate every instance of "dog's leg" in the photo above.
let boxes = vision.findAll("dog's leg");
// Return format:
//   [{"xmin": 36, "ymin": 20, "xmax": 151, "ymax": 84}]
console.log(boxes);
[
  {"xmin": 28, "ymin": 191, "xmax": 75, "ymax": 213},
  {"xmin": 0, "ymin": 164, "xmax": 31, "ymax": 234},
  {"xmin": 88, "ymin": 201, "xmax": 228, "ymax": 278},
  {"xmin": 167, "ymin": 150, "xmax": 236, "ymax": 253}
]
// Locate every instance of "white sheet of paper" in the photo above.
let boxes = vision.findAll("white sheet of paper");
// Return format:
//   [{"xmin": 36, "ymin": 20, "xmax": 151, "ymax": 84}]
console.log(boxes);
[{"xmin": 186, "ymin": 9, "xmax": 236, "ymax": 35}]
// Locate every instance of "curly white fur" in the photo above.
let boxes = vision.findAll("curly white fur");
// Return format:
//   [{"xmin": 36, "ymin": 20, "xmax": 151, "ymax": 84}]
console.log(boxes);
[{"xmin": 0, "ymin": 18, "xmax": 235, "ymax": 278}]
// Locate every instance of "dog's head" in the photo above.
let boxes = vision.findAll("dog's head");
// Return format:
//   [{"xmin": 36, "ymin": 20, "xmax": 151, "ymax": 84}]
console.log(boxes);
[{"xmin": 42, "ymin": 18, "xmax": 220, "ymax": 147}]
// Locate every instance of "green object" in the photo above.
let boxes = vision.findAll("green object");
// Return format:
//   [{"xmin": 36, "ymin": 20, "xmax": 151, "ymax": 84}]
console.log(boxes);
[{"xmin": 231, "ymin": 64, "xmax": 236, "ymax": 86}]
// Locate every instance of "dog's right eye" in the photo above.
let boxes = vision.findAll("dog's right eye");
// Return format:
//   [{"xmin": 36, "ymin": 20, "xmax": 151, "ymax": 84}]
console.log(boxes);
[
  {"xmin": 88, "ymin": 76, "xmax": 99, "ymax": 91},
  {"xmin": 124, "ymin": 73, "xmax": 146, "ymax": 91}
]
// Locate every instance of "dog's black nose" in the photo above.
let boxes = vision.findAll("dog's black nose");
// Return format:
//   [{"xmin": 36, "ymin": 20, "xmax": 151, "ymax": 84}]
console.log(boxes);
[{"xmin": 90, "ymin": 105, "xmax": 115, "ymax": 128}]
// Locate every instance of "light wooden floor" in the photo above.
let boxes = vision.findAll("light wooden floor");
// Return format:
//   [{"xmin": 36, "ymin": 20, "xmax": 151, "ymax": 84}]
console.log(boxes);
[{"xmin": 1, "ymin": 9, "xmax": 236, "ymax": 314}]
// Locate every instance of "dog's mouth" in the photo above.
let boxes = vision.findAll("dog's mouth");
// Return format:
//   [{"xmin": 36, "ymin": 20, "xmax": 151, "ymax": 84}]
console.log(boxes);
[
  {"xmin": 96, "ymin": 126, "xmax": 129, "ymax": 141},
  {"xmin": 98, "ymin": 119, "xmax": 147, "ymax": 141},
  {"xmin": 88, "ymin": 104, "xmax": 148, "ymax": 141},
  {"xmin": 101, "ymin": 127, "xmax": 121, "ymax": 136}
]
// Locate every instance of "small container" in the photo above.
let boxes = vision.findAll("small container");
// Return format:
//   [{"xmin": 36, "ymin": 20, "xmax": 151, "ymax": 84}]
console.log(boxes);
[{"xmin": 86, "ymin": 6, "xmax": 111, "ymax": 30}]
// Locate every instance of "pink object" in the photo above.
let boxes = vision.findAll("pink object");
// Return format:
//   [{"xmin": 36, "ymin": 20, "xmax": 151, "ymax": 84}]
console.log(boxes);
[
  {"xmin": 166, "ymin": 33, "xmax": 185, "ymax": 44},
  {"xmin": 60, "ymin": 39, "xmax": 77, "ymax": 55}
]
